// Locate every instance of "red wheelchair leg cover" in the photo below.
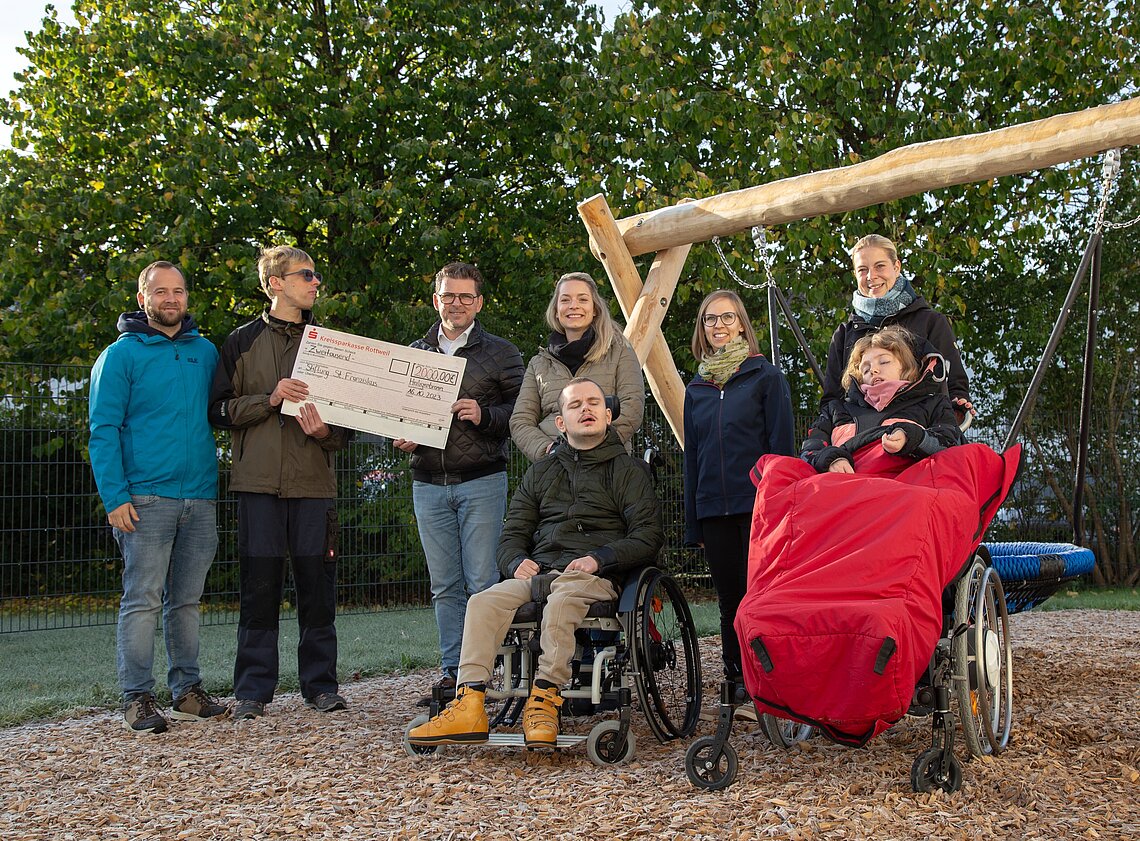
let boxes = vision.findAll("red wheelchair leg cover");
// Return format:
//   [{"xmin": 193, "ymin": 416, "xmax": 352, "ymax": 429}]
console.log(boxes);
[{"xmin": 734, "ymin": 443, "xmax": 1022, "ymax": 746}]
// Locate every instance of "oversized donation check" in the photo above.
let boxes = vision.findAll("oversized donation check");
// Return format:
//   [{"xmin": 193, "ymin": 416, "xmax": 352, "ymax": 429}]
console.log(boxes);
[{"xmin": 281, "ymin": 326, "xmax": 465, "ymax": 448}]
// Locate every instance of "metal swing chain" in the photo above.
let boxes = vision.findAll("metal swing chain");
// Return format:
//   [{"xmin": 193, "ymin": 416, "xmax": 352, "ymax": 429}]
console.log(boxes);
[
  {"xmin": 710, "ymin": 226, "xmax": 775, "ymax": 291},
  {"xmin": 1097, "ymin": 148, "xmax": 1140, "ymax": 232}
]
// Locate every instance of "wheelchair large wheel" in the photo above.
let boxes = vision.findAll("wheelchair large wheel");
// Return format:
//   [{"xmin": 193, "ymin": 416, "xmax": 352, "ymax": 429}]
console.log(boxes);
[
  {"xmin": 952, "ymin": 556, "xmax": 1013, "ymax": 758},
  {"xmin": 630, "ymin": 570, "xmax": 702, "ymax": 741},
  {"xmin": 685, "ymin": 736, "xmax": 739, "ymax": 791},
  {"xmin": 759, "ymin": 714, "xmax": 817, "ymax": 749}
]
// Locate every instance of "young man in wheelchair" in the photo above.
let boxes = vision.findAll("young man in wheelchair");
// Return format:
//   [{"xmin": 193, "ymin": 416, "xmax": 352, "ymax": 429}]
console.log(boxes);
[{"xmin": 408, "ymin": 377, "xmax": 664, "ymax": 748}]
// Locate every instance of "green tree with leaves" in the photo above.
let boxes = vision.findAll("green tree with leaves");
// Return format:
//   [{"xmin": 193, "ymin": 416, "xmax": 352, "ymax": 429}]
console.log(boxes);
[
  {"xmin": 0, "ymin": 0, "xmax": 602, "ymax": 362},
  {"xmin": 553, "ymin": 0, "xmax": 1139, "ymax": 414}
]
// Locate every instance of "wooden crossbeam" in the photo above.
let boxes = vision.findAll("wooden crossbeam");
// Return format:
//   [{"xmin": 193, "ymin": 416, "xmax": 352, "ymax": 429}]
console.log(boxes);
[
  {"xmin": 578, "ymin": 96, "xmax": 1140, "ymax": 447},
  {"xmin": 577, "ymin": 194, "xmax": 689, "ymax": 446},
  {"xmin": 613, "ymin": 97, "xmax": 1140, "ymax": 257}
]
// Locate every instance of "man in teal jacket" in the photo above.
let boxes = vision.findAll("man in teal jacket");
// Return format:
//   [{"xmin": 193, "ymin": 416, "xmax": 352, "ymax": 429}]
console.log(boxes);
[{"xmin": 89, "ymin": 260, "xmax": 227, "ymax": 734}]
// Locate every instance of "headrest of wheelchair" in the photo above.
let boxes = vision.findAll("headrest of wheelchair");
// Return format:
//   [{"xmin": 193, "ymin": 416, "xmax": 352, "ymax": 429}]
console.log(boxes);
[{"xmin": 605, "ymin": 394, "xmax": 621, "ymax": 421}]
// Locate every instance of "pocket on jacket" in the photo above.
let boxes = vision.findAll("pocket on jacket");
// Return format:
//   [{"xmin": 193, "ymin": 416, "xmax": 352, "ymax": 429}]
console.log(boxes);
[{"xmin": 324, "ymin": 508, "xmax": 340, "ymax": 563}]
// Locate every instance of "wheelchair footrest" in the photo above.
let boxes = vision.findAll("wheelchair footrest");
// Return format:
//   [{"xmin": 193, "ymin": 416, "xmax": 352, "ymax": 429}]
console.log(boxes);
[{"xmin": 485, "ymin": 733, "xmax": 587, "ymax": 749}]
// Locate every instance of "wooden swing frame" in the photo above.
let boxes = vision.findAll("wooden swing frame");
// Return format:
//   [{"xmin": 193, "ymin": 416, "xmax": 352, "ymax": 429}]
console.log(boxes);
[{"xmin": 577, "ymin": 96, "xmax": 1140, "ymax": 448}]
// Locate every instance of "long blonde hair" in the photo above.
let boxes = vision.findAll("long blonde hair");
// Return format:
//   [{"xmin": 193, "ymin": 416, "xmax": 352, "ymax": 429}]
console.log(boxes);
[
  {"xmin": 690, "ymin": 290, "xmax": 761, "ymax": 361},
  {"xmin": 544, "ymin": 272, "xmax": 622, "ymax": 365},
  {"xmin": 843, "ymin": 325, "xmax": 920, "ymax": 388}
]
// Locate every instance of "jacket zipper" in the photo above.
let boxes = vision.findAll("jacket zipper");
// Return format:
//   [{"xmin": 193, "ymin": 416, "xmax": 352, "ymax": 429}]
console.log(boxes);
[{"xmin": 717, "ymin": 388, "xmax": 729, "ymax": 514}]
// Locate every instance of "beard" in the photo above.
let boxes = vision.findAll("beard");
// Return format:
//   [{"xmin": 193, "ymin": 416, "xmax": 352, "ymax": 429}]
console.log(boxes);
[{"xmin": 146, "ymin": 303, "xmax": 186, "ymax": 329}]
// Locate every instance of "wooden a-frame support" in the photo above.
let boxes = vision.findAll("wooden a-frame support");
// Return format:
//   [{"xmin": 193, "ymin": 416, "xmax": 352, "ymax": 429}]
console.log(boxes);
[{"xmin": 578, "ymin": 96, "xmax": 1140, "ymax": 448}]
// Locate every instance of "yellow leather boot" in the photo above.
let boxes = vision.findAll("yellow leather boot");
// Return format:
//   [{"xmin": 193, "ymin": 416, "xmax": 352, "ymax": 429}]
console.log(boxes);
[
  {"xmin": 522, "ymin": 684, "xmax": 563, "ymax": 748},
  {"xmin": 407, "ymin": 685, "xmax": 488, "ymax": 744}
]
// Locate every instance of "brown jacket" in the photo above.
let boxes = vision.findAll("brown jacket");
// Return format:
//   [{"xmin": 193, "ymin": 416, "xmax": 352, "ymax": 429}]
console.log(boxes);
[{"xmin": 208, "ymin": 311, "xmax": 349, "ymax": 497}]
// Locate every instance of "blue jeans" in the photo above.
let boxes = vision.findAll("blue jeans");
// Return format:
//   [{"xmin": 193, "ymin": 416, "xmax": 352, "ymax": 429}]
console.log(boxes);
[
  {"xmin": 114, "ymin": 495, "xmax": 218, "ymax": 700},
  {"xmin": 413, "ymin": 472, "xmax": 508, "ymax": 675}
]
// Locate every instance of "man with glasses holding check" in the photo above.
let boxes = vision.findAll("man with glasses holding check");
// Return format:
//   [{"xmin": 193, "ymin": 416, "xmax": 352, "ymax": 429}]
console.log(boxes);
[
  {"xmin": 209, "ymin": 245, "xmax": 352, "ymax": 720},
  {"xmin": 393, "ymin": 262, "xmax": 524, "ymax": 706}
]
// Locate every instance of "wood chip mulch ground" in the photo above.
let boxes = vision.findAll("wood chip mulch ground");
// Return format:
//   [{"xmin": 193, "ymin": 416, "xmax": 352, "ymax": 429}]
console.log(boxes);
[{"xmin": 3, "ymin": 609, "xmax": 1138, "ymax": 840}]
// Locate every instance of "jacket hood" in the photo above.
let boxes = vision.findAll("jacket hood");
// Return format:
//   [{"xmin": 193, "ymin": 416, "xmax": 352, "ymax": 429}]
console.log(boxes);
[{"xmin": 116, "ymin": 310, "xmax": 200, "ymax": 341}]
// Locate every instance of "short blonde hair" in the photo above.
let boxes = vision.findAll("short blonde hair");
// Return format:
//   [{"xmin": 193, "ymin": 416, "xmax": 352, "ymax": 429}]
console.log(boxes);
[
  {"xmin": 544, "ymin": 272, "xmax": 623, "ymax": 365},
  {"xmin": 843, "ymin": 325, "xmax": 920, "ymax": 388},
  {"xmin": 257, "ymin": 245, "xmax": 313, "ymax": 299},
  {"xmin": 690, "ymin": 290, "xmax": 760, "ymax": 361},
  {"xmin": 138, "ymin": 260, "xmax": 181, "ymax": 294},
  {"xmin": 849, "ymin": 234, "xmax": 899, "ymax": 264}
]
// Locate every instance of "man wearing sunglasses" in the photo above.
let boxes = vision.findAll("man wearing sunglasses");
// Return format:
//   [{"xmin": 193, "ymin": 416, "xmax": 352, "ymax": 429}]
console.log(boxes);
[
  {"xmin": 393, "ymin": 261, "xmax": 524, "ymax": 707},
  {"xmin": 209, "ymin": 245, "xmax": 351, "ymax": 720}
]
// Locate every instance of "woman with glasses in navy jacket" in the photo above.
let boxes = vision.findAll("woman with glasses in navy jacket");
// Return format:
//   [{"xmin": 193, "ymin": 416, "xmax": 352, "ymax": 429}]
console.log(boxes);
[{"xmin": 683, "ymin": 290, "xmax": 795, "ymax": 687}]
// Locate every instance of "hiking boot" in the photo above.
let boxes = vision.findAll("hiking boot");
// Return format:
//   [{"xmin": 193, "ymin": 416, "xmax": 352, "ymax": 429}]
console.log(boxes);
[
  {"xmin": 170, "ymin": 684, "xmax": 228, "ymax": 721},
  {"xmin": 416, "ymin": 674, "xmax": 457, "ymax": 708},
  {"xmin": 733, "ymin": 702, "xmax": 758, "ymax": 722},
  {"xmin": 123, "ymin": 693, "xmax": 168, "ymax": 735},
  {"xmin": 522, "ymin": 684, "xmax": 563, "ymax": 748},
  {"xmin": 305, "ymin": 692, "xmax": 348, "ymax": 713},
  {"xmin": 407, "ymin": 685, "xmax": 488, "ymax": 745},
  {"xmin": 233, "ymin": 699, "xmax": 266, "ymax": 720}
]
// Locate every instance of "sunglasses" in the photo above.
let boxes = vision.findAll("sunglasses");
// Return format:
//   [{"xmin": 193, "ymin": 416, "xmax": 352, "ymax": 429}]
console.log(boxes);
[{"xmin": 281, "ymin": 269, "xmax": 323, "ymax": 283}]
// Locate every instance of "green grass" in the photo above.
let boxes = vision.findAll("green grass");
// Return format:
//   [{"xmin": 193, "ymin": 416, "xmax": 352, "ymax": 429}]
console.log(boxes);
[
  {"xmin": 1031, "ymin": 586, "xmax": 1140, "ymax": 611},
  {"xmin": 0, "ymin": 593, "xmax": 1128, "ymax": 727}
]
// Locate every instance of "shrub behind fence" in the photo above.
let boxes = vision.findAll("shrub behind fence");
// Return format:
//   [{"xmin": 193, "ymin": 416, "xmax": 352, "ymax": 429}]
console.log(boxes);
[{"xmin": 1, "ymin": 362, "xmax": 1131, "ymax": 633}]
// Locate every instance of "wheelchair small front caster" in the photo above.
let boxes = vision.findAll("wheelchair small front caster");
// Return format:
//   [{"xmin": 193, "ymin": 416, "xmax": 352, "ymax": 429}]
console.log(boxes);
[
  {"xmin": 403, "ymin": 715, "xmax": 441, "ymax": 758},
  {"xmin": 685, "ymin": 735, "xmax": 738, "ymax": 790},
  {"xmin": 586, "ymin": 720, "xmax": 636, "ymax": 766},
  {"xmin": 910, "ymin": 747, "xmax": 962, "ymax": 793}
]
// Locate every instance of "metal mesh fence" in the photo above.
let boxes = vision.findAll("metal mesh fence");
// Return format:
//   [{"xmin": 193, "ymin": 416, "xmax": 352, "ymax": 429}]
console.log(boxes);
[{"xmin": 1, "ymin": 362, "xmax": 1132, "ymax": 633}]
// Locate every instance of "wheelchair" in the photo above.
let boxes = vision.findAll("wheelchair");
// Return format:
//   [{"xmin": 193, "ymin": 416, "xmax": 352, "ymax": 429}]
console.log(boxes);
[
  {"xmin": 686, "ymin": 545, "xmax": 1013, "ymax": 792},
  {"xmin": 404, "ymin": 563, "xmax": 702, "ymax": 765}
]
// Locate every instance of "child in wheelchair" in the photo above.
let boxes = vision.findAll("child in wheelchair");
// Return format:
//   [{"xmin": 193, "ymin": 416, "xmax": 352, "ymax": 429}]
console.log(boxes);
[
  {"xmin": 802, "ymin": 324, "xmax": 965, "ymax": 476},
  {"xmin": 686, "ymin": 327, "xmax": 1022, "ymax": 791}
]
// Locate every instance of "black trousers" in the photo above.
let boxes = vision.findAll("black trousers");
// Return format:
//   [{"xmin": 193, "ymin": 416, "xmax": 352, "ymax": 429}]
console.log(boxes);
[
  {"xmin": 234, "ymin": 493, "xmax": 338, "ymax": 702},
  {"xmin": 701, "ymin": 512, "xmax": 752, "ymax": 679}
]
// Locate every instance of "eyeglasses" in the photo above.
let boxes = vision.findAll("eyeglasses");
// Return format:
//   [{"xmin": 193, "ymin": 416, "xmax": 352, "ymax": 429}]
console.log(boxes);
[
  {"xmin": 281, "ymin": 269, "xmax": 323, "ymax": 283},
  {"xmin": 438, "ymin": 292, "xmax": 480, "ymax": 306},
  {"xmin": 702, "ymin": 311, "xmax": 738, "ymax": 327}
]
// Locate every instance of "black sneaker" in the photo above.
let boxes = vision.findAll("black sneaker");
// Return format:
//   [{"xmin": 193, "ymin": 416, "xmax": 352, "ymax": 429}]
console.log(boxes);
[
  {"xmin": 170, "ymin": 684, "xmax": 229, "ymax": 721},
  {"xmin": 416, "ymin": 675, "xmax": 457, "ymax": 708},
  {"xmin": 305, "ymin": 692, "xmax": 348, "ymax": 713},
  {"xmin": 233, "ymin": 699, "xmax": 266, "ymax": 720},
  {"xmin": 123, "ymin": 693, "xmax": 168, "ymax": 734}
]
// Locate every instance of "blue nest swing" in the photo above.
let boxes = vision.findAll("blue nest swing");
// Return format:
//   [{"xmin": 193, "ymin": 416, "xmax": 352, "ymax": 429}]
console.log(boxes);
[{"xmin": 982, "ymin": 541, "xmax": 1096, "ymax": 614}]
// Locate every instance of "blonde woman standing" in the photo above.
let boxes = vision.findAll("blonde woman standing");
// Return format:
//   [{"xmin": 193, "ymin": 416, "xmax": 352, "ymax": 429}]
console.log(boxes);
[{"xmin": 510, "ymin": 272, "xmax": 645, "ymax": 461}]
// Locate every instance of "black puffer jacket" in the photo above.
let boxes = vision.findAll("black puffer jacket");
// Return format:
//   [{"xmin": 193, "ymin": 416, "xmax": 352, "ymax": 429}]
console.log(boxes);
[
  {"xmin": 803, "ymin": 353, "xmax": 964, "ymax": 472},
  {"xmin": 497, "ymin": 428, "xmax": 664, "ymax": 582},
  {"xmin": 409, "ymin": 319, "xmax": 524, "ymax": 484},
  {"xmin": 822, "ymin": 292, "xmax": 969, "ymax": 416}
]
